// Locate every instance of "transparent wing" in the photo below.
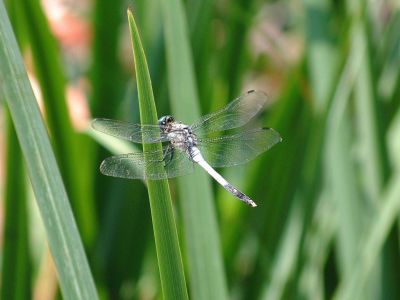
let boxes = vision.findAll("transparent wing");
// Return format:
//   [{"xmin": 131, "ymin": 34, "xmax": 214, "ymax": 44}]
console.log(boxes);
[
  {"xmin": 99, "ymin": 147, "xmax": 194, "ymax": 180},
  {"xmin": 197, "ymin": 128, "xmax": 281, "ymax": 168},
  {"xmin": 92, "ymin": 118, "xmax": 169, "ymax": 143},
  {"xmin": 191, "ymin": 90, "xmax": 268, "ymax": 135}
]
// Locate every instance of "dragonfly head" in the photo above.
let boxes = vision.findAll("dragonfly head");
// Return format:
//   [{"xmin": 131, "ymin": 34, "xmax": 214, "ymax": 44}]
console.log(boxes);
[{"xmin": 158, "ymin": 115, "xmax": 175, "ymax": 127}]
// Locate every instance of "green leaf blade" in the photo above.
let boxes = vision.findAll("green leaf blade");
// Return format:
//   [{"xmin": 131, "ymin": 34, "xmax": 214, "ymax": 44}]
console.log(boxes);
[
  {"xmin": 19, "ymin": 0, "xmax": 97, "ymax": 247},
  {"xmin": 127, "ymin": 9, "xmax": 189, "ymax": 300},
  {"xmin": 1, "ymin": 112, "xmax": 31, "ymax": 300},
  {"xmin": 159, "ymin": 0, "xmax": 229, "ymax": 299},
  {"xmin": 0, "ymin": 2, "xmax": 98, "ymax": 299}
]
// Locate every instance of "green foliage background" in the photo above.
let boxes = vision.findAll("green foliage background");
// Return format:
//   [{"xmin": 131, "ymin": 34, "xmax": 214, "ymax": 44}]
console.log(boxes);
[{"xmin": 1, "ymin": 0, "xmax": 400, "ymax": 299}]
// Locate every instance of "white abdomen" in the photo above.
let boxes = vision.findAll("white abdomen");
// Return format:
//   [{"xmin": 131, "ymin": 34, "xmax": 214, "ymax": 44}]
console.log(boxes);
[{"xmin": 189, "ymin": 146, "xmax": 257, "ymax": 207}]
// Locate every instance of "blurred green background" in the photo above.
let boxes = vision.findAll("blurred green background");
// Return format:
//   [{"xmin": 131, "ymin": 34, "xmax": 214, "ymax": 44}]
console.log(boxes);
[{"xmin": 1, "ymin": 0, "xmax": 400, "ymax": 299}]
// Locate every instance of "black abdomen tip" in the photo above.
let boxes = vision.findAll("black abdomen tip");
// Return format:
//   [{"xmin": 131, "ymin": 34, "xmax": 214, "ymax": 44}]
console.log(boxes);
[{"xmin": 225, "ymin": 184, "xmax": 258, "ymax": 207}]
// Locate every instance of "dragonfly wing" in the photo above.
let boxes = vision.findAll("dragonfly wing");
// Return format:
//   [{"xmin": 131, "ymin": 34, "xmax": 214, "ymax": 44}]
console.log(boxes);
[
  {"xmin": 191, "ymin": 90, "xmax": 268, "ymax": 134},
  {"xmin": 92, "ymin": 118, "xmax": 169, "ymax": 143},
  {"xmin": 197, "ymin": 128, "xmax": 282, "ymax": 168},
  {"xmin": 99, "ymin": 147, "xmax": 194, "ymax": 180}
]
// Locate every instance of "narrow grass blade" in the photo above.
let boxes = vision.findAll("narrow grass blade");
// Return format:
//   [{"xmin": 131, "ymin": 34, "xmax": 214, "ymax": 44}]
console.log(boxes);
[
  {"xmin": 296, "ymin": 193, "xmax": 337, "ymax": 300},
  {"xmin": 219, "ymin": 0, "xmax": 258, "ymax": 98},
  {"xmin": 334, "ymin": 170, "xmax": 400, "ymax": 300},
  {"xmin": 255, "ymin": 1, "xmax": 341, "ymax": 297},
  {"xmin": 19, "ymin": 0, "xmax": 96, "ymax": 245},
  {"xmin": 159, "ymin": 0, "xmax": 229, "ymax": 298},
  {"xmin": 378, "ymin": 11, "xmax": 400, "ymax": 104},
  {"xmin": 324, "ymin": 3, "xmax": 398, "ymax": 298},
  {"xmin": 235, "ymin": 83, "xmax": 315, "ymax": 299},
  {"xmin": 1, "ymin": 112, "xmax": 31, "ymax": 300},
  {"xmin": 89, "ymin": 130, "xmax": 152, "ymax": 295},
  {"xmin": 0, "ymin": 3, "xmax": 98, "ymax": 299},
  {"xmin": 349, "ymin": 6, "xmax": 394, "ymax": 297},
  {"xmin": 186, "ymin": 0, "xmax": 214, "ymax": 103},
  {"xmin": 304, "ymin": 0, "xmax": 339, "ymax": 111},
  {"xmin": 352, "ymin": 21, "xmax": 389, "ymax": 200},
  {"xmin": 91, "ymin": 0, "xmax": 124, "ymax": 116},
  {"xmin": 261, "ymin": 197, "xmax": 304, "ymax": 300},
  {"xmin": 323, "ymin": 34, "xmax": 366, "ymax": 285},
  {"xmin": 127, "ymin": 10, "xmax": 189, "ymax": 299}
]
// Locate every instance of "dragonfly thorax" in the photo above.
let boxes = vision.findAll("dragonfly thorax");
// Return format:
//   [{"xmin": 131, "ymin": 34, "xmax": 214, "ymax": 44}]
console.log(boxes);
[{"xmin": 166, "ymin": 122, "xmax": 197, "ymax": 152}]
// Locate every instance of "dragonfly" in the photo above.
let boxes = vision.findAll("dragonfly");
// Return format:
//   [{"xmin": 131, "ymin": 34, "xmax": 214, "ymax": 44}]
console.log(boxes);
[{"xmin": 92, "ymin": 90, "xmax": 282, "ymax": 207}]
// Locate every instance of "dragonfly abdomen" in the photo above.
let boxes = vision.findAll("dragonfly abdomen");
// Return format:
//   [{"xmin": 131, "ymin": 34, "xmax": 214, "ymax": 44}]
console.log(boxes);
[
  {"xmin": 188, "ymin": 146, "xmax": 203, "ymax": 163},
  {"xmin": 193, "ymin": 153, "xmax": 257, "ymax": 207}
]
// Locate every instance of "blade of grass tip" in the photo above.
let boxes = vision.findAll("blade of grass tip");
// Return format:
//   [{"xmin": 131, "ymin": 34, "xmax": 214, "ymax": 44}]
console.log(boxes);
[
  {"xmin": 0, "ymin": 3, "xmax": 98, "ymax": 299},
  {"xmin": 159, "ymin": 0, "xmax": 229, "ymax": 299},
  {"xmin": 1, "ymin": 111, "xmax": 32, "ymax": 300},
  {"xmin": 127, "ymin": 9, "xmax": 189, "ymax": 300}
]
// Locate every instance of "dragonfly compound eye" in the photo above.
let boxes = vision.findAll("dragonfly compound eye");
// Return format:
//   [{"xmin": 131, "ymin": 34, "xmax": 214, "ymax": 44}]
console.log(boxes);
[{"xmin": 158, "ymin": 116, "xmax": 168, "ymax": 126}]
